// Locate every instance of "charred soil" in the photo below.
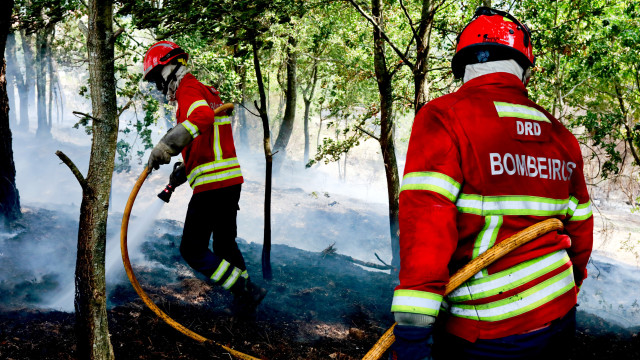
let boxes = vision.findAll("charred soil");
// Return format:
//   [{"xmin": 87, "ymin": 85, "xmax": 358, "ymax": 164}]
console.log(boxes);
[{"xmin": 1, "ymin": 210, "xmax": 639, "ymax": 359}]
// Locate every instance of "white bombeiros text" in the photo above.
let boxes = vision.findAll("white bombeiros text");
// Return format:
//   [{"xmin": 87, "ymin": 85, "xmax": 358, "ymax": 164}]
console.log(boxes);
[{"xmin": 490, "ymin": 152, "xmax": 576, "ymax": 181}]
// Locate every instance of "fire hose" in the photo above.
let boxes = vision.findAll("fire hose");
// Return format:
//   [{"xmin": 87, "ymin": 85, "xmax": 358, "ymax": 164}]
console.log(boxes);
[
  {"xmin": 120, "ymin": 103, "xmax": 259, "ymax": 360},
  {"xmin": 361, "ymin": 218, "xmax": 564, "ymax": 360}
]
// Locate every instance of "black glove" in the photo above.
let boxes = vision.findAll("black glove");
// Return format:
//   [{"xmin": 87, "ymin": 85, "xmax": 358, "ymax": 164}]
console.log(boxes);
[
  {"xmin": 389, "ymin": 325, "xmax": 434, "ymax": 360},
  {"xmin": 169, "ymin": 162, "xmax": 187, "ymax": 188}
]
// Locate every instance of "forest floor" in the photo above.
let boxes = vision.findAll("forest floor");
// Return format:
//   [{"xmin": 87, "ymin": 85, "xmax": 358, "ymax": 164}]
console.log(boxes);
[{"xmin": 1, "ymin": 210, "xmax": 640, "ymax": 360}]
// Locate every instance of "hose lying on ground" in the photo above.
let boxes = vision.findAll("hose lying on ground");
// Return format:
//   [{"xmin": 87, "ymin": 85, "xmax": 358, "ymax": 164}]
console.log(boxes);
[
  {"xmin": 120, "ymin": 104, "xmax": 259, "ymax": 360},
  {"xmin": 361, "ymin": 218, "xmax": 564, "ymax": 360}
]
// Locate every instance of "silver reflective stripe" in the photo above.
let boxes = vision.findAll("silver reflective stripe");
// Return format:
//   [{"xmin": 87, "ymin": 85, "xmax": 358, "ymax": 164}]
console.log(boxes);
[
  {"xmin": 570, "ymin": 201, "xmax": 592, "ymax": 221},
  {"xmin": 181, "ymin": 120, "xmax": 199, "ymax": 138},
  {"xmin": 391, "ymin": 289, "xmax": 442, "ymax": 316},
  {"xmin": 400, "ymin": 172, "xmax": 460, "ymax": 202},
  {"xmin": 187, "ymin": 158, "xmax": 240, "ymax": 184},
  {"xmin": 187, "ymin": 100, "xmax": 209, "ymax": 117},
  {"xmin": 456, "ymin": 194, "xmax": 569, "ymax": 216},
  {"xmin": 472, "ymin": 216, "xmax": 503, "ymax": 279},
  {"xmin": 448, "ymin": 250, "xmax": 569, "ymax": 302},
  {"xmin": 240, "ymin": 270, "xmax": 249, "ymax": 279},
  {"xmin": 191, "ymin": 168, "xmax": 243, "ymax": 188},
  {"xmin": 213, "ymin": 123, "xmax": 222, "ymax": 161},
  {"xmin": 567, "ymin": 196, "xmax": 579, "ymax": 216},
  {"xmin": 494, "ymin": 102, "xmax": 550, "ymax": 122},
  {"xmin": 215, "ymin": 116, "xmax": 231, "ymax": 124},
  {"xmin": 211, "ymin": 260, "xmax": 230, "ymax": 282},
  {"xmin": 449, "ymin": 267, "xmax": 575, "ymax": 321},
  {"xmin": 222, "ymin": 267, "xmax": 242, "ymax": 290}
]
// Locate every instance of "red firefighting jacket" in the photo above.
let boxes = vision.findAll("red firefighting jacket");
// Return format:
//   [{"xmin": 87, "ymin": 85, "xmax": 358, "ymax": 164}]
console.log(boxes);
[
  {"xmin": 392, "ymin": 72, "xmax": 593, "ymax": 342},
  {"xmin": 175, "ymin": 73, "xmax": 243, "ymax": 194}
]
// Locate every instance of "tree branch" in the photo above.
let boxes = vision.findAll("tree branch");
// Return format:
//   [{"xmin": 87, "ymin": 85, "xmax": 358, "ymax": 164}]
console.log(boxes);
[
  {"xmin": 55, "ymin": 150, "xmax": 88, "ymax": 191},
  {"xmin": 321, "ymin": 243, "xmax": 393, "ymax": 270},
  {"xmin": 346, "ymin": 0, "xmax": 415, "ymax": 69},
  {"xmin": 399, "ymin": 0, "xmax": 418, "ymax": 40},
  {"xmin": 356, "ymin": 125, "xmax": 380, "ymax": 141},
  {"xmin": 73, "ymin": 111, "xmax": 100, "ymax": 122}
]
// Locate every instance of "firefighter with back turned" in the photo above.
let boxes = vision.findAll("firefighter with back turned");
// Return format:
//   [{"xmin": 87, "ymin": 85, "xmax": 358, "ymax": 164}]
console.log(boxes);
[{"xmin": 390, "ymin": 7, "xmax": 593, "ymax": 360}]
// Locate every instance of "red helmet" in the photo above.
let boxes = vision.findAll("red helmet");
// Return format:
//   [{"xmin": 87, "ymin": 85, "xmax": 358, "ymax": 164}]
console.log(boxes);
[
  {"xmin": 451, "ymin": 7, "xmax": 534, "ymax": 79},
  {"xmin": 143, "ymin": 41, "xmax": 188, "ymax": 81}
]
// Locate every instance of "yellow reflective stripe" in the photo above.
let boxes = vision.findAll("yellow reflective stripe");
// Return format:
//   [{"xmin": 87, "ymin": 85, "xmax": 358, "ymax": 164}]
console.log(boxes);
[
  {"xmin": 448, "ymin": 250, "xmax": 570, "ymax": 302},
  {"xmin": 400, "ymin": 171, "xmax": 461, "ymax": 202},
  {"xmin": 240, "ymin": 270, "xmax": 249, "ymax": 280},
  {"xmin": 391, "ymin": 289, "xmax": 442, "ymax": 316},
  {"xmin": 456, "ymin": 194, "xmax": 570, "ymax": 216},
  {"xmin": 181, "ymin": 120, "xmax": 199, "ymax": 138},
  {"xmin": 472, "ymin": 216, "xmax": 503, "ymax": 278},
  {"xmin": 187, "ymin": 100, "xmax": 209, "ymax": 117},
  {"xmin": 215, "ymin": 115, "xmax": 231, "ymax": 125},
  {"xmin": 494, "ymin": 101, "xmax": 550, "ymax": 122},
  {"xmin": 187, "ymin": 158, "xmax": 240, "ymax": 185},
  {"xmin": 449, "ymin": 266, "xmax": 575, "ymax": 321},
  {"xmin": 569, "ymin": 200, "xmax": 592, "ymax": 221},
  {"xmin": 190, "ymin": 168, "xmax": 243, "ymax": 188},
  {"xmin": 211, "ymin": 260, "xmax": 230, "ymax": 282},
  {"xmin": 214, "ymin": 124, "xmax": 222, "ymax": 161},
  {"xmin": 222, "ymin": 267, "xmax": 242, "ymax": 290}
]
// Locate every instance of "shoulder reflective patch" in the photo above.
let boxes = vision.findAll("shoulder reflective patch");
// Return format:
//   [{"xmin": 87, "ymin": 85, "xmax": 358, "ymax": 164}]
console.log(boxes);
[
  {"xmin": 494, "ymin": 101, "xmax": 550, "ymax": 123},
  {"xmin": 187, "ymin": 99, "xmax": 209, "ymax": 117}
]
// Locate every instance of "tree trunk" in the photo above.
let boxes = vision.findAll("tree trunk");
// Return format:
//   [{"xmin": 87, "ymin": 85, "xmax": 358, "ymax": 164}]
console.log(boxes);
[
  {"xmin": 413, "ymin": 1, "xmax": 438, "ymax": 113},
  {"xmin": 19, "ymin": 29, "xmax": 34, "ymax": 131},
  {"xmin": 0, "ymin": 0, "xmax": 21, "ymax": 225},
  {"xmin": 273, "ymin": 36, "xmax": 297, "ymax": 172},
  {"xmin": 302, "ymin": 63, "xmax": 318, "ymax": 166},
  {"xmin": 236, "ymin": 59, "xmax": 249, "ymax": 147},
  {"xmin": 73, "ymin": 0, "xmax": 118, "ymax": 358},
  {"xmin": 6, "ymin": 59, "xmax": 15, "ymax": 126},
  {"xmin": 372, "ymin": 0, "xmax": 401, "ymax": 269},
  {"xmin": 35, "ymin": 26, "xmax": 50, "ymax": 139},
  {"xmin": 252, "ymin": 37, "xmax": 273, "ymax": 281},
  {"xmin": 6, "ymin": 33, "xmax": 29, "ymax": 131}
]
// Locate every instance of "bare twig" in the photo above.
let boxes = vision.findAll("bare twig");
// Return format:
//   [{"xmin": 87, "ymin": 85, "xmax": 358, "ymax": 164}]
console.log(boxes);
[
  {"xmin": 356, "ymin": 125, "xmax": 380, "ymax": 141},
  {"xmin": 55, "ymin": 150, "xmax": 88, "ymax": 192},
  {"xmin": 73, "ymin": 111, "xmax": 100, "ymax": 122},
  {"xmin": 117, "ymin": 100, "xmax": 133, "ymax": 119},
  {"xmin": 321, "ymin": 243, "xmax": 393, "ymax": 270},
  {"xmin": 345, "ymin": 0, "xmax": 415, "ymax": 69}
]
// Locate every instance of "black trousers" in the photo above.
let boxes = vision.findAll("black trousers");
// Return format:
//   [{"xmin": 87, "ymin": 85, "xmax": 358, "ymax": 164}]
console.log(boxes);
[
  {"xmin": 433, "ymin": 307, "xmax": 577, "ymax": 360},
  {"xmin": 179, "ymin": 184, "xmax": 246, "ymax": 279}
]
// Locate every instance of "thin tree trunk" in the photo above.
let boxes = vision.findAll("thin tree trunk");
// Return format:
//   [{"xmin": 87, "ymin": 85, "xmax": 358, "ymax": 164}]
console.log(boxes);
[
  {"xmin": 0, "ymin": 0, "xmax": 21, "ymax": 225},
  {"xmin": 273, "ymin": 36, "xmax": 297, "ymax": 172},
  {"xmin": 237, "ymin": 60, "xmax": 249, "ymax": 147},
  {"xmin": 372, "ymin": 0, "xmax": 401, "ymax": 269},
  {"xmin": 6, "ymin": 33, "xmax": 28, "ymax": 130},
  {"xmin": 413, "ymin": 1, "xmax": 438, "ymax": 113},
  {"xmin": 6, "ymin": 60, "xmax": 15, "ymax": 126},
  {"xmin": 35, "ymin": 26, "xmax": 50, "ymax": 139},
  {"xmin": 302, "ymin": 63, "xmax": 318, "ymax": 166},
  {"xmin": 252, "ymin": 37, "xmax": 273, "ymax": 281},
  {"xmin": 72, "ymin": 0, "xmax": 118, "ymax": 358},
  {"xmin": 19, "ymin": 29, "xmax": 34, "ymax": 131}
]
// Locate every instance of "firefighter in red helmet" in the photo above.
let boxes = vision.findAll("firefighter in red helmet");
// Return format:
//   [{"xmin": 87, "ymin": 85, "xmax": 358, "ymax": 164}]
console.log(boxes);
[
  {"xmin": 143, "ymin": 40, "xmax": 267, "ymax": 315},
  {"xmin": 390, "ymin": 8, "xmax": 592, "ymax": 359}
]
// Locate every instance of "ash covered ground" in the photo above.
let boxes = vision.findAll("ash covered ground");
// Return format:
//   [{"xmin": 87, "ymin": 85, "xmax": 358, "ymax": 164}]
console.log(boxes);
[
  {"xmin": 1, "ymin": 199, "xmax": 640, "ymax": 359},
  {"xmin": 1, "ymin": 126, "xmax": 640, "ymax": 359}
]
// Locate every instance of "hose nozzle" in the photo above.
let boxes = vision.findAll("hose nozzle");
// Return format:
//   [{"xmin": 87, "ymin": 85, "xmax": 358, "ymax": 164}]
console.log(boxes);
[{"xmin": 157, "ymin": 184, "xmax": 175, "ymax": 203}]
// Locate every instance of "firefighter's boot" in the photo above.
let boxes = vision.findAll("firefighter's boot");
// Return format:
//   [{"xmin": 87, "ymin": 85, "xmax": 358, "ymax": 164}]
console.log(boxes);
[{"xmin": 227, "ymin": 277, "xmax": 267, "ymax": 316}]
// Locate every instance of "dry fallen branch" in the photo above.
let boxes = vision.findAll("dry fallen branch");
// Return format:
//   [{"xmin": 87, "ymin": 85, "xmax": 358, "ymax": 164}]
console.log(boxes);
[{"xmin": 321, "ymin": 243, "xmax": 393, "ymax": 270}]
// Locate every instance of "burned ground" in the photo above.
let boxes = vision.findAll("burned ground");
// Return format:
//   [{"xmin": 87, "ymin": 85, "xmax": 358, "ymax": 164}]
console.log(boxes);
[{"xmin": 1, "ymin": 209, "xmax": 639, "ymax": 359}]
